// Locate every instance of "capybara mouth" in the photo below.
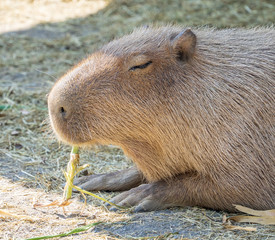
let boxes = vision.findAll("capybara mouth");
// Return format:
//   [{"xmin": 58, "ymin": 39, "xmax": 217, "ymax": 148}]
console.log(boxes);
[{"xmin": 48, "ymin": 113, "xmax": 90, "ymax": 145}]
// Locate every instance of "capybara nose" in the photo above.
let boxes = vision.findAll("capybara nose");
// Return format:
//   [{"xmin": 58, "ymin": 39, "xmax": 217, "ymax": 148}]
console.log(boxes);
[
  {"xmin": 59, "ymin": 106, "xmax": 67, "ymax": 119},
  {"xmin": 48, "ymin": 83, "xmax": 74, "ymax": 123},
  {"xmin": 55, "ymin": 102, "xmax": 72, "ymax": 121},
  {"xmin": 49, "ymin": 97, "xmax": 72, "ymax": 122}
]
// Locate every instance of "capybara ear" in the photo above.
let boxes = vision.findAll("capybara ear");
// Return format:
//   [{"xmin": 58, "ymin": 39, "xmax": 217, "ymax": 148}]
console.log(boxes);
[{"xmin": 171, "ymin": 29, "xmax": 196, "ymax": 61}]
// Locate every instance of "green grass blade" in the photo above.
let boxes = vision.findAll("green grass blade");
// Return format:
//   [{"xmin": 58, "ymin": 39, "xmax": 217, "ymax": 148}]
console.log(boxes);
[
  {"xmin": 0, "ymin": 105, "xmax": 11, "ymax": 110},
  {"xmin": 63, "ymin": 146, "xmax": 80, "ymax": 200},
  {"xmin": 71, "ymin": 146, "xmax": 79, "ymax": 154},
  {"xmin": 24, "ymin": 222, "xmax": 101, "ymax": 240},
  {"xmin": 72, "ymin": 185, "xmax": 127, "ymax": 210}
]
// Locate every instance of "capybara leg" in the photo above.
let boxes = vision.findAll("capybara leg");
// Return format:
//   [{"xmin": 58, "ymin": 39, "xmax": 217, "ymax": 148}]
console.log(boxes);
[
  {"xmin": 73, "ymin": 167, "xmax": 145, "ymax": 191},
  {"xmin": 108, "ymin": 182, "xmax": 178, "ymax": 212},
  {"xmin": 108, "ymin": 174, "xmax": 271, "ymax": 212}
]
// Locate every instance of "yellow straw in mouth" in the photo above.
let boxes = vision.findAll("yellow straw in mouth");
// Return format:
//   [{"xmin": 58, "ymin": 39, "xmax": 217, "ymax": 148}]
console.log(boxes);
[{"xmin": 63, "ymin": 146, "xmax": 126, "ymax": 209}]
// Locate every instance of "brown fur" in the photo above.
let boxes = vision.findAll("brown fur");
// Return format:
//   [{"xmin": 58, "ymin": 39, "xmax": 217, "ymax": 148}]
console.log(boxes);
[{"xmin": 48, "ymin": 26, "xmax": 275, "ymax": 212}]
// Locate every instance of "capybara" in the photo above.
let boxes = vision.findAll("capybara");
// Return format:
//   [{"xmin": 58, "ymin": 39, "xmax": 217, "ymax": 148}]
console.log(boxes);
[{"xmin": 48, "ymin": 26, "xmax": 275, "ymax": 212}]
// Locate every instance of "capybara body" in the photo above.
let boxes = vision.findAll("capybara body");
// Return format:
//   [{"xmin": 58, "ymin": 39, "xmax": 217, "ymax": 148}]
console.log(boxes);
[{"xmin": 48, "ymin": 26, "xmax": 275, "ymax": 212}]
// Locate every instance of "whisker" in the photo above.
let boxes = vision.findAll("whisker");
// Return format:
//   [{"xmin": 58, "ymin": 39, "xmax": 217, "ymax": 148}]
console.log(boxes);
[
  {"xmin": 34, "ymin": 68, "xmax": 57, "ymax": 81},
  {"xmin": 79, "ymin": 123, "xmax": 87, "ymax": 141},
  {"xmin": 85, "ymin": 121, "xmax": 93, "ymax": 139}
]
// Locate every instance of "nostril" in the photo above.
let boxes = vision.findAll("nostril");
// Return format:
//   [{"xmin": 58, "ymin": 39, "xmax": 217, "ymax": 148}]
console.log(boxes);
[{"xmin": 59, "ymin": 107, "xmax": 66, "ymax": 118}]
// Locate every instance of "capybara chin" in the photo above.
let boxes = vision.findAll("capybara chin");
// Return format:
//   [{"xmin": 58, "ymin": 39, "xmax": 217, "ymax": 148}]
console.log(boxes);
[{"xmin": 48, "ymin": 26, "xmax": 275, "ymax": 212}]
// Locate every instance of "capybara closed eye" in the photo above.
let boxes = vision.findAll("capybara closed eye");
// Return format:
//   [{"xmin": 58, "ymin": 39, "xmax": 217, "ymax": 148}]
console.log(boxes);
[{"xmin": 48, "ymin": 26, "xmax": 275, "ymax": 212}]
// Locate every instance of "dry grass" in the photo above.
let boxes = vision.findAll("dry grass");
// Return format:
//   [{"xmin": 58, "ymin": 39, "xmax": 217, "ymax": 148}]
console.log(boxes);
[
  {"xmin": 0, "ymin": 177, "xmax": 128, "ymax": 239},
  {"xmin": 0, "ymin": 0, "xmax": 275, "ymax": 239}
]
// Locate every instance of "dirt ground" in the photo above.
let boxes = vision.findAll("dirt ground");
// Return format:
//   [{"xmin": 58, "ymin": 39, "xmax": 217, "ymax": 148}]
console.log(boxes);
[{"xmin": 0, "ymin": 0, "xmax": 275, "ymax": 239}]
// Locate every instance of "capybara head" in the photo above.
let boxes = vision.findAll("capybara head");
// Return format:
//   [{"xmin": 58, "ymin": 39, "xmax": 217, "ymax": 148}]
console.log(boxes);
[{"xmin": 48, "ymin": 27, "xmax": 196, "ymax": 146}]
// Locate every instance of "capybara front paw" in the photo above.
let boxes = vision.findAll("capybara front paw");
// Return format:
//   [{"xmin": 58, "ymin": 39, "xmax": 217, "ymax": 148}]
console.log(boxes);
[
  {"xmin": 72, "ymin": 167, "xmax": 144, "ymax": 192},
  {"xmin": 108, "ymin": 183, "xmax": 173, "ymax": 212},
  {"xmin": 73, "ymin": 174, "xmax": 107, "ymax": 192}
]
